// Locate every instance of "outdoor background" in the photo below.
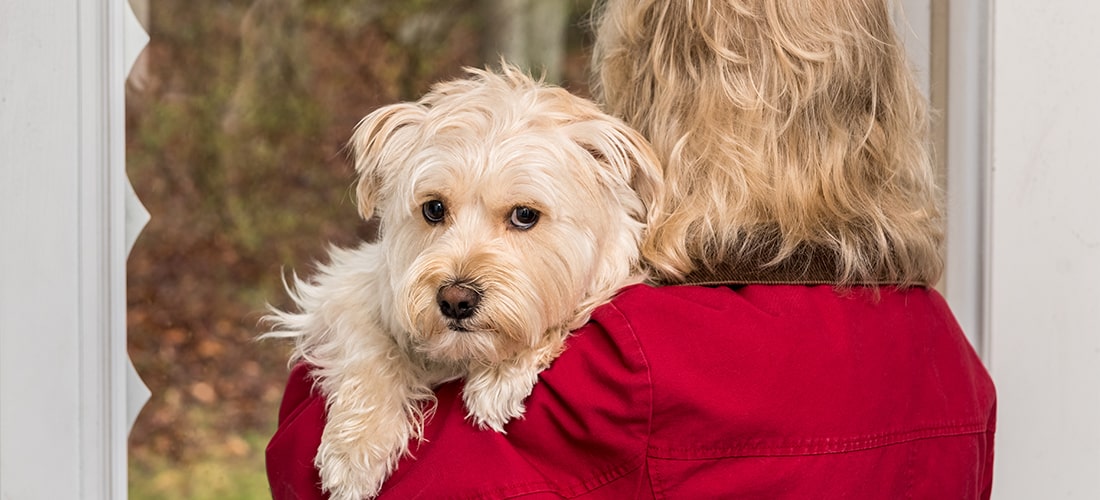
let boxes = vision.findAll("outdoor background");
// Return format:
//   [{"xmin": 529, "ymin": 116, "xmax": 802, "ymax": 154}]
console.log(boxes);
[{"xmin": 125, "ymin": 1, "xmax": 595, "ymax": 498}]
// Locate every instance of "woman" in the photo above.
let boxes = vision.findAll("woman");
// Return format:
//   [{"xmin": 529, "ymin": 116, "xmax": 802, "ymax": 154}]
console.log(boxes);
[{"xmin": 267, "ymin": 1, "xmax": 996, "ymax": 498}]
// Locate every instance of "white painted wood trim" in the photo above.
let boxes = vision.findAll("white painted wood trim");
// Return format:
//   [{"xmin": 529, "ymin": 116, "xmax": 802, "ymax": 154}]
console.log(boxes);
[
  {"xmin": 76, "ymin": 0, "xmax": 120, "ymax": 491},
  {"xmin": 943, "ymin": 0, "xmax": 992, "ymax": 359},
  {"xmin": 895, "ymin": 0, "xmax": 990, "ymax": 356},
  {"xmin": 80, "ymin": 0, "xmax": 151, "ymax": 496},
  {"xmin": 896, "ymin": 0, "xmax": 932, "ymax": 99},
  {"xmin": 0, "ymin": 0, "xmax": 147, "ymax": 497},
  {"xmin": 122, "ymin": 0, "xmax": 154, "ymax": 439}
]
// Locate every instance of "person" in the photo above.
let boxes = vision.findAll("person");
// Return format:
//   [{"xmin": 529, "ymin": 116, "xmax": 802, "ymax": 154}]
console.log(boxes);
[{"xmin": 266, "ymin": 0, "xmax": 996, "ymax": 498}]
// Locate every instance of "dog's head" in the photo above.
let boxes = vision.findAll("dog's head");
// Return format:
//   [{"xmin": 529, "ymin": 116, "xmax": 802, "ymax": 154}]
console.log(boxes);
[{"xmin": 348, "ymin": 65, "xmax": 662, "ymax": 365}]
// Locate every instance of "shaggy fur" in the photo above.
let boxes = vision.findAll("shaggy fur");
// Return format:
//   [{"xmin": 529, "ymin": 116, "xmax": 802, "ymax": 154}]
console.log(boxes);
[
  {"xmin": 264, "ymin": 65, "xmax": 662, "ymax": 500},
  {"xmin": 592, "ymin": 0, "xmax": 944, "ymax": 286}
]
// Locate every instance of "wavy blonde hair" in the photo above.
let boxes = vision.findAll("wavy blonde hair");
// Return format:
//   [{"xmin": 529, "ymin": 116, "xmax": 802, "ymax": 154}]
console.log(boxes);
[{"xmin": 592, "ymin": 0, "xmax": 943, "ymax": 286}]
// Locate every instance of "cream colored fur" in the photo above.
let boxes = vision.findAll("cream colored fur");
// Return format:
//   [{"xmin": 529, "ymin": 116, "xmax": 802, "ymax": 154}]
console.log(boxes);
[{"xmin": 264, "ymin": 65, "xmax": 662, "ymax": 500}]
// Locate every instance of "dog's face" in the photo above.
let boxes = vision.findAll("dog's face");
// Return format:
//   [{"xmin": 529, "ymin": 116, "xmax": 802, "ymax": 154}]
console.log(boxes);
[{"xmin": 350, "ymin": 67, "xmax": 662, "ymax": 365}]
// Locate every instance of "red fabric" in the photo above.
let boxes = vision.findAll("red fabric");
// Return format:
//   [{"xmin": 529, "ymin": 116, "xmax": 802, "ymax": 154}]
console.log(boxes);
[{"xmin": 267, "ymin": 284, "xmax": 996, "ymax": 499}]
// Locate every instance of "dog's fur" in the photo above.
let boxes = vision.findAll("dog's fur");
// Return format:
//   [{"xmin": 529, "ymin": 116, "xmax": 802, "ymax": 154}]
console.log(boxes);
[{"xmin": 264, "ymin": 65, "xmax": 662, "ymax": 500}]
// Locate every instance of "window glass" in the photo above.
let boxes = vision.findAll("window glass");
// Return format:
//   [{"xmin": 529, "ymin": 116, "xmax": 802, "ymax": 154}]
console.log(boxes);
[{"xmin": 125, "ymin": 1, "xmax": 593, "ymax": 497}]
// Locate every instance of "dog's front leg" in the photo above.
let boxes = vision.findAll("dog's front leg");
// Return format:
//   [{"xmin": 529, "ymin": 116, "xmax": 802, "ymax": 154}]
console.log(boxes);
[
  {"xmin": 316, "ymin": 346, "xmax": 433, "ymax": 500},
  {"xmin": 462, "ymin": 346, "xmax": 555, "ymax": 433}
]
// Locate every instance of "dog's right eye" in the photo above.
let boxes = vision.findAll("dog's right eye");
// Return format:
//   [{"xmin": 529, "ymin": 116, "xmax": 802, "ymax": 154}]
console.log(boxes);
[{"xmin": 422, "ymin": 200, "xmax": 446, "ymax": 224}]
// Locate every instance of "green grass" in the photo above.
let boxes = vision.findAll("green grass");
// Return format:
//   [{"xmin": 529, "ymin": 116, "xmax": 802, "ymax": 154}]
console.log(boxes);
[{"xmin": 129, "ymin": 433, "xmax": 271, "ymax": 500}]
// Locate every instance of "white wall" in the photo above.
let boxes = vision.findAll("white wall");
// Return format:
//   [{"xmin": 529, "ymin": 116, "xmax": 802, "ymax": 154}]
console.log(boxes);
[{"xmin": 988, "ymin": 1, "xmax": 1100, "ymax": 497}]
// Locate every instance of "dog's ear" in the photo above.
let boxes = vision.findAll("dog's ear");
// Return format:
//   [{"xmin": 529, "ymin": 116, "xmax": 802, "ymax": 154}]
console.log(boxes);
[
  {"xmin": 349, "ymin": 103, "xmax": 426, "ymax": 220},
  {"xmin": 565, "ymin": 116, "xmax": 665, "ymax": 228}
]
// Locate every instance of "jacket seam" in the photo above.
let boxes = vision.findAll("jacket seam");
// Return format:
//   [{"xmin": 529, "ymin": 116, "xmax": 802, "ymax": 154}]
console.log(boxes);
[
  {"xmin": 448, "ymin": 296, "xmax": 655, "ymax": 500},
  {"xmin": 647, "ymin": 421, "xmax": 989, "ymax": 459},
  {"xmin": 604, "ymin": 299, "xmax": 659, "ymax": 500},
  {"xmin": 567, "ymin": 460, "xmax": 646, "ymax": 499},
  {"xmin": 454, "ymin": 454, "xmax": 645, "ymax": 500},
  {"xmin": 904, "ymin": 432, "xmax": 917, "ymax": 500}
]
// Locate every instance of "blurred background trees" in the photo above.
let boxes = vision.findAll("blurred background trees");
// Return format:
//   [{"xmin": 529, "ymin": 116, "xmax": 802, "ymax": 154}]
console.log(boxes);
[{"xmin": 126, "ymin": 0, "xmax": 594, "ymax": 497}]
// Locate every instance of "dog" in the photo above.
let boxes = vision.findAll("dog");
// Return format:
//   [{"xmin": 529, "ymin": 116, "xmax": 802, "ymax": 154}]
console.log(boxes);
[{"xmin": 264, "ymin": 65, "xmax": 663, "ymax": 500}]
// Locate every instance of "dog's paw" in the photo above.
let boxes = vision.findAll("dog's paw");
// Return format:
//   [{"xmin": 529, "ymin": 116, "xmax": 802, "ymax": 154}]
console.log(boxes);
[
  {"xmin": 463, "ymin": 364, "xmax": 538, "ymax": 433},
  {"xmin": 466, "ymin": 392, "xmax": 526, "ymax": 433},
  {"xmin": 317, "ymin": 441, "xmax": 393, "ymax": 500}
]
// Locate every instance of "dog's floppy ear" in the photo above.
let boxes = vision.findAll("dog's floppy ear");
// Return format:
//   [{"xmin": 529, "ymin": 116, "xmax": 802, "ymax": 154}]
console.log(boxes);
[
  {"xmin": 349, "ymin": 103, "xmax": 426, "ymax": 220},
  {"xmin": 565, "ymin": 115, "xmax": 665, "ymax": 228}
]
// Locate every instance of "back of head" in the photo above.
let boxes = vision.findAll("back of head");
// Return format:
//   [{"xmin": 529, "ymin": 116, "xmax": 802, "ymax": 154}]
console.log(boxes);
[{"xmin": 592, "ymin": 0, "xmax": 943, "ymax": 287}]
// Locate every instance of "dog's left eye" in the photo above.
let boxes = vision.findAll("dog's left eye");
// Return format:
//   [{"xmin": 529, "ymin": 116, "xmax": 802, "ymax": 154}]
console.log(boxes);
[
  {"xmin": 509, "ymin": 206, "xmax": 540, "ymax": 230},
  {"xmin": 422, "ymin": 200, "xmax": 446, "ymax": 224}
]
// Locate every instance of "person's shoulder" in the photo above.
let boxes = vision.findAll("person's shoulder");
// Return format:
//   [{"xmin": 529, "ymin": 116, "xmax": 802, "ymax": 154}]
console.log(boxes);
[
  {"xmin": 608, "ymin": 283, "xmax": 994, "ymax": 462},
  {"xmin": 595, "ymin": 282, "xmax": 795, "ymax": 338},
  {"xmin": 600, "ymin": 282, "xmax": 751, "ymax": 317},
  {"xmin": 604, "ymin": 282, "xmax": 951, "ymax": 322},
  {"xmin": 378, "ymin": 323, "xmax": 653, "ymax": 498},
  {"xmin": 608, "ymin": 281, "xmax": 737, "ymax": 303}
]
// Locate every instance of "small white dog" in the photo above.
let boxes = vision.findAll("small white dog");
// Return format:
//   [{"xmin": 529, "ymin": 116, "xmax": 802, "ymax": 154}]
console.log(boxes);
[{"xmin": 264, "ymin": 65, "xmax": 663, "ymax": 500}]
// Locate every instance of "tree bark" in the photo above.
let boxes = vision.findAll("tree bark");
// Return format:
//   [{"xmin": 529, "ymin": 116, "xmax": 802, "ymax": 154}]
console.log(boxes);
[{"xmin": 481, "ymin": 0, "xmax": 569, "ymax": 83}]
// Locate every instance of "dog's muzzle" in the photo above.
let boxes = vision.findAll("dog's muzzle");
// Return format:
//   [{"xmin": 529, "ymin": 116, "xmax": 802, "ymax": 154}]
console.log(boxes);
[{"xmin": 437, "ymin": 283, "xmax": 481, "ymax": 320}]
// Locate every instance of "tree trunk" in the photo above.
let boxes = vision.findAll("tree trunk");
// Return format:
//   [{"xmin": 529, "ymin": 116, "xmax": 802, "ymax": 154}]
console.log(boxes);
[{"xmin": 481, "ymin": 0, "xmax": 569, "ymax": 83}]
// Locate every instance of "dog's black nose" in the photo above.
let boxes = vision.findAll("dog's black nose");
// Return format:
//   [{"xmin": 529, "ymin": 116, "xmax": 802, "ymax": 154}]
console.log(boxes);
[{"xmin": 437, "ymin": 284, "xmax": 481, "ymax": 320}]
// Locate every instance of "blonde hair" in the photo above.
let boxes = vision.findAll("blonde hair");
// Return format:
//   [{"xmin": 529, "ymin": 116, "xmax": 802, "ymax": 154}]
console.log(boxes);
[{"xmin": 592, "ymin": 0, "xmax": 943, "ymax": 286}]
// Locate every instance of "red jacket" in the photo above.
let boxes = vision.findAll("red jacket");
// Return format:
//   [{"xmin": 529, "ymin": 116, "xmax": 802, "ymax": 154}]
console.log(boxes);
[{"xmin": 267, "ymin": 284, "xmax": 996, "ymax": 499}]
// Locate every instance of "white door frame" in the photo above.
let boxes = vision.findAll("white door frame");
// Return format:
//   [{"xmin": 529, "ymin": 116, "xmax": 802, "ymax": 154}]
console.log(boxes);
[
  {"xmin": 0, "ymin": 1, "xmax": 149, "ymax": 498},
  {"xmin": 942, "ymin": 0, "xmax": 992, "ymax": 361},
  {"xmin": 897, "ymin": 0, "xmax": 992, "ymax": 357}
]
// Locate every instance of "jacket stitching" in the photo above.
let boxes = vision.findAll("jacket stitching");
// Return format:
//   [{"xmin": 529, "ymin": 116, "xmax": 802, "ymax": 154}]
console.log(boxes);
[
  {"xmin": 648, "ymin": 421, "xmax": 989, "ymax": 459},
  {"xmin": 453, "ymin": 454, "xmax": 645, "ymax": 500},
  {"xmin": 904, "ymin": 433, "xmax": 917, "ymax": 500},
  {"xmin": 455, "ymin": 299, "xmax": 653, "ymax": 500},
  {"xmin": 606, "ymin": 298, "xmax": 660, "ymax": 500}
]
